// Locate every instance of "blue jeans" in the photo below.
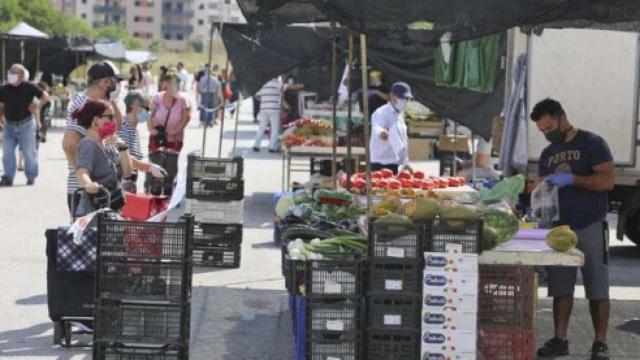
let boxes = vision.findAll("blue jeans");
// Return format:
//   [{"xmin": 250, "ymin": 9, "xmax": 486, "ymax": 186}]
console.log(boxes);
[
  {"xmin": 2, "ymin": 117, "xmax": 38, "ymax": 182},
  {"xmin": 199, "ymin": 93, "xmax": 217, "ymax": 124}
]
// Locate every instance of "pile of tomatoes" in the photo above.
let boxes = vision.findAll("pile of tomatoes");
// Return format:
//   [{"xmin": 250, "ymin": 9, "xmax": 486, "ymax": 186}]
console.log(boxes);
[{"xmin": 339, "ymin": 169, "xmax": 466, "ymax": 192}]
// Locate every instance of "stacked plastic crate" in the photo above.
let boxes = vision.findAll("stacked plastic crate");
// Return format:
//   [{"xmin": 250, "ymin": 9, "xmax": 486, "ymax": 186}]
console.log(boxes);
[
  {"xmin": 185, "ymin": 155, "xmax": 244, "ymax": 268},
  {"xmin": 421, "ymin": 217, "xmax": 483, "ymax": 360},
  {"xmin": 93, "ymin": 214, "xmax": 194, "ymax": 360},
  {"xmin": 477, "ymin": 265, "xmax": 536, "ymax": 359},
  {"xmin": 366, "ymin": 222, "xmax": 424, "ymax": 359}
]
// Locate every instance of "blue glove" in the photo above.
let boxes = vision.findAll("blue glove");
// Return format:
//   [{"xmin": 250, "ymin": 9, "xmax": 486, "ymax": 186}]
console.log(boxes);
[{"xmin": 546, "ymin": 173, "xmax": 574, "ymax": 188}]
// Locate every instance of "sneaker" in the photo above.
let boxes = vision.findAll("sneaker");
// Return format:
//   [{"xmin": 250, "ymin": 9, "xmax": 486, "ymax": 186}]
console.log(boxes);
[
  {"xmin": 252, "ymin": 147, "xmax": 260, "ymax": 152},
  {"xmin": 27, "ymin": 179, "xmax": 35, "ymax": 186},
  {"xmin": 537, "ymin": 338, "xmax": 569, "ymax": 358},
  {"xmin": 591, "ymin": 342, "xmax": 609, "ymax": 360},
  {"xmin": 0, "ymin": 178, "xmax": 12, "ymax": 187},
  {"xmin": 17, "ymin": 166, "xmax": 24, "ymax": 172}
]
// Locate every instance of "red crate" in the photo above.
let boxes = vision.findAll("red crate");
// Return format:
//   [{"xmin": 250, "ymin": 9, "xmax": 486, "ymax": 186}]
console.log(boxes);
[
  {"xmin": 478, "ymin": 265, "xmax": 536, "ymax": 329},
  {"xmin": 478, "ymin": 325, "xmax": 535, "ymax": 360}
]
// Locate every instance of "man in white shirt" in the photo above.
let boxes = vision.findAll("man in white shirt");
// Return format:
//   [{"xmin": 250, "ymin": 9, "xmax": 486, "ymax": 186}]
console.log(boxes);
[
  {"xmin": 370, "ymin": 82, "xmax": 414, "ymax": 174},
  {"xmin": 177, "ymin": 62, "xmax": 189, "ymax": 92},
  {"xmin": 253, "ymin": 78, "xmax": 285, "ymax": 153},
  {"xmin": 458, "ymin": 136, "xmax": 500, "ymax": 180}
]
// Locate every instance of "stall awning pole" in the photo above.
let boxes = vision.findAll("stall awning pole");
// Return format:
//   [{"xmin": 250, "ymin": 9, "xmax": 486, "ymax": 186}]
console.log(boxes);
[
  {"xmin": 330, "ymin": 21, "xmax": 338, "ymax": 190},
  {"xmin": 1, "ymin": 40, "xmax": 6, "ymax": 82},
  {"xmin": 218, "ymin": 54, "xmax": 230, "ymax": 159},
  {"xmin": 360, "ymin": 33, "xmax": 372, "ymax": 212},
  {"xmin": 36, "ymin": 43, "xmax": 40, "ymax": 75},
  {"xmin": 232, "ymin": 92, "xmax": 242, "ymax": 155},
  {"xmin": 346, "ymin": 33, "xmax": 354, "ymax": 191},
  {"xmin": 202, "ymin": 22, "xmax": 216, "ymax": 157}
]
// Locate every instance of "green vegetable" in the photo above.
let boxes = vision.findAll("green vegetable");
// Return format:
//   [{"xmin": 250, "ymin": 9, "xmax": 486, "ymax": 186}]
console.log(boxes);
[
  {"xmin": 314, "ymin": 189, "xmax": 353, "ymax": 206},
  {"xmin": 287, "ymin": 235, "xmax": 368, "ymax": 260},
  {"xmin": 439, "ymin": 205, "xmax": 479, "ymax": 231},
  {"xmin": 482, "ymin": 225, "xmax": 500, "ymax": 250},
  {"xmin": 275, "ymin": 196, "xmax": 295, "ymax": 218},
  {"xmin": 483, "ymin": 208, "xmax": 519, "ymax": 244}
]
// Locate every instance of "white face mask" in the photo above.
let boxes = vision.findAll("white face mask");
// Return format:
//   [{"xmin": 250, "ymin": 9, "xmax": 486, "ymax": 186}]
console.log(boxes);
[
  {"xmin": 7, "ymin": 74, "xmax": 19, "ymax": 85},
  {"xmin": 394, "ymin": 98, "xmax": 408, "ymax": 112}
]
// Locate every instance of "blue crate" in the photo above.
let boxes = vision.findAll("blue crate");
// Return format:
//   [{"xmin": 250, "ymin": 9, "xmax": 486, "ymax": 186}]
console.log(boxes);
[{"xmin": 295, "ymin": 295, "xmax": 306, "ymax": 360}]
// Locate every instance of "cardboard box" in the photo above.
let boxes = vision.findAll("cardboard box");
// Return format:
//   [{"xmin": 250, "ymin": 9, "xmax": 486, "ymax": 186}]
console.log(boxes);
[
  {"xmin": 423, "ymin": 293, "xmax": 478, "ymax": 312},
  {"xmin": 423, "ymin": 272, "xmax": 478, "ymax": 295},
  {"xmin": 408, "ymin": 138, "xmax": 432, "ymax": 160},
  {"xmin": 492, "ymin": 115, "xmax": 505, "ymax": 155},
  {"xmin": 422, "ymin": 329, "xmax": 477, "ymax": 353},
  {"xmin": 422, "ymin": 349, "xmax": 476, "ymax": 360},
  {"xmin": 422, "ymin": 310, "xmax": 477, "ymax": 331},
  {"xmin": 408, "ymin": 121, "xmax": 445, "ymax": 137},
  {"xmin": 438, "ymin": 135, "xmax": 470, "ymax": 153},
  {"xmin": 424, "ymin": 252, "xmax": 479, "ymax": 274}
]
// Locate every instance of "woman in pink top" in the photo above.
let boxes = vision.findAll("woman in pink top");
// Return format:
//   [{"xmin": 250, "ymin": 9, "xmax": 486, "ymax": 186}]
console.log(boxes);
[
  {"xmin": 145, "ymin": 71, "xmax": 191, "ymax": 195},
  {"xmin": 147, "ymin": 72, "xmax": 191, "ymax": 152}
]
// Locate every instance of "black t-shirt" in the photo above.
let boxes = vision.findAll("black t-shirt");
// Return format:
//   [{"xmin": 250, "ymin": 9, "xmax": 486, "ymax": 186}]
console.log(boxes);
[
  {"xmin": 0, "ymin": 82, "xmax": 43, "ymax": 122},
  {"xmin": 359, "ymin": 84, "xmax": 389, "ymax": 115},
  {"xmin": 538, "ymin": 129, "xmax": 613, "ymax": 229}
]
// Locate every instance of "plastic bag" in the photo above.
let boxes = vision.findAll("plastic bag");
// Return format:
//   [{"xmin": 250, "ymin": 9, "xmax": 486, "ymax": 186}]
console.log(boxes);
[
  {"xmin": 478, "ymin": 174, "xmax": 525, "ymax": 206},
  {"xmin": 531, "ymin": 181, "xmax": 559, "ymax": 227},
  {"xmin": 481, "ymin": 201, "xmax": 520, "ymax": 244}
]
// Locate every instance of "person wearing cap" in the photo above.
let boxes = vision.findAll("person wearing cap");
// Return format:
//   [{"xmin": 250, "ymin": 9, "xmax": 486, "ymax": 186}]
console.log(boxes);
[
  {"xmin": 369, "ymin": 82, "xmax": 414, "ymax": 175},
  {"xmin": 359, "ymin": 70, "xmax": 389, "ymax": 117},
  {"xmin": 62, "ymin": 61, "xmax": 125, "ymax": 213},
  {"xmin": 0, "ymin": 63, "xmax": 49, "ymax": 186}
]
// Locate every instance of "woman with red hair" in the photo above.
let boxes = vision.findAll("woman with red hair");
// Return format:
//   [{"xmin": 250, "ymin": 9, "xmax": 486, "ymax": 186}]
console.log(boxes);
[{"xmin": 73, "ymin": 99, "xmax": 132, "ymax": 214}]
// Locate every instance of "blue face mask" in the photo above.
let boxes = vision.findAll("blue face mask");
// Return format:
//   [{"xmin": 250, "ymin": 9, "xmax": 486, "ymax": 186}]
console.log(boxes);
[{"xmin": 138, "ymin": 108, "xmax": 150, "ymax": 124}]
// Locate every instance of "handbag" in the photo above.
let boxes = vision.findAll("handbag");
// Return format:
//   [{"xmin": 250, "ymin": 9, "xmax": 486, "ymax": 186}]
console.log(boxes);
[{"xmin": 150, "ymin": 96, "xmax": 176, "ymax": 147}]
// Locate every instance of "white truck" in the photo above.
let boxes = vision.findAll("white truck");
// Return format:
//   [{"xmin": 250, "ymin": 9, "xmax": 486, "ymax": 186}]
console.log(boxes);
[{"xmin": 522, "ymin": 28, "xmax": 640, "ymax": 244}]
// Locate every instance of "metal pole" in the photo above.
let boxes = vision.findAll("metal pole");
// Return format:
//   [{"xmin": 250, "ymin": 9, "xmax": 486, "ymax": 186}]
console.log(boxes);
[
  {"xmin": 346, "ymin": 33, "xmax": 354, "ymax": 191},
  {"xmin": 218, "ymin": 55, "xmax": 230, "ymax": 158},
  {"xmin": 453, "ymin": 122, "xmax": 458, "ymax": 176},
  {"xmin": 1, "ymin": 40, "xmax": 5, "ymax": 82},
  {"xmin": 232, "ymin": 92, "xmax": 242, "ymax": 154},
  {"xmin": 471, "ymin": 132, "xmax": 477, "ymax": 183},
  {"xmin": 360, "ymin": 33, "xmax": 372, "ymax": 212},
  {"xmin": 330, "ymin": 22, "xmax": 338, "ymax": 190},
  {"xmin": 201, "ymin": 22, "xmax": 216, "ymax": 157},
  {"xmin": 36, "ymin": 43, "xmax": 40, "ymax": 75}
]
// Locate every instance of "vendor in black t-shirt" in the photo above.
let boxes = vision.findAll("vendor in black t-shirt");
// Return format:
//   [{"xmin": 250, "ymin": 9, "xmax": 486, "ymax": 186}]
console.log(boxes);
[
  {"xmin": 0, "ymin": 63, "xmax": 49, "ymax": 186},
  {"xmin": 531, "ymin": 98, "xmax": 614, "ymax": 360},
  {"xmin": 358, "ymin": 70, "xmax": 389, "ymax": 116}
]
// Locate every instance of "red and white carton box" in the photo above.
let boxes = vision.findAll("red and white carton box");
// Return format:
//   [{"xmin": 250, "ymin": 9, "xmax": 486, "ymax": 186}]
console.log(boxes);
[
  {"xmin": 423, "ymin": 271, "xmax": 478, "ymax": 296},
  {"xmin": 424, "ymin": 251, "xmax": 479, "ymax": 274},
  {"xmin": 422, "ymin": 292, "xmax": 477, "ymax": 312},
  {"xmin": 422, "ymin": 310, "xmax": 477, "ymax": 331},
  {"xmin": 421, "ymin": 349, "xmax": 477, "ymax": 360},
  {"xmin": 421, "ymin": 329, "xmax": 477, "ymax": 354}
]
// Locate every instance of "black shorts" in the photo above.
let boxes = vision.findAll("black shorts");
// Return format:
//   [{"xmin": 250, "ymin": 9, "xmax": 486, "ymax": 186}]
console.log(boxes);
[{"xmin": 371, "ymin": 163, "xmax": 399, "ymax": 175}]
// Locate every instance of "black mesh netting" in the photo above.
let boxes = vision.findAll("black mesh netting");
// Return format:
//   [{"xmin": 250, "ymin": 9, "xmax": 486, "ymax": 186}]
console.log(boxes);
[
  {"xmin": 223, "ymin": 24, "xmax": 505, "ymax": 139},
  {"xmin": 236, "ymin": 0, "xmax": 640, "ymax": 44}
]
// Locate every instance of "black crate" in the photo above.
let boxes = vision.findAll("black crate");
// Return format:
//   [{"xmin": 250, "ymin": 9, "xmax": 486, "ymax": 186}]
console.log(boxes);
[
  {"xmin": 306, "ymin": 298, "xmax": 362, "ymax": 337},
  {"xmin": 366, "ymin": 329, "xmax": 420, "ymax": 360},
  {"xmin": 94, "ymin": 300, "xmax": 189, "ymax": 346},
  {"xmin": 283, "ymin": 254, "xmax": 306, "ymax": 295},
  {"xmin": 96, "ymin": 261, "xmax": 191, "ymax": 303},
  {"xmin": 368, "ymin": 221, "xmax": 424, "ymax": 260},
  {"xmin": 305, "ymin": 258, "xmax": 366, "ymax": 298},
  {"xmin": 368, "ymin": 258, "xmax": 422, "ymax": 294},
  {"xmin": 306, "ymin": 338, "xmax": 361, "ymax": 360},
  {"xmin": 186, "ymin": 176, "xmax": 244, "ymax": 201},
  {"xmin": 192, "ymin": 245, "xmax": 241, "ymax": 268},
  {"xmin": 367, "ymin": 293, "xmax": 422, "ymax": 330},
  {"xmin": 192, "ymin": 222, "xmax": 242, "ymax": 248},
  {"xmin": 97, "ymin": 215, "xmax": 193, "ymax": 262},
  {"xmin": 426, "ymin": 217, "xmax": 483, "ymax": 254},
  {"xmin": 187, "ymin": 155, "xmax": 243, "ymax": 181},
  {"xmin": 93, "ymin": 343, "xmax": 187, "ymax": 360}
]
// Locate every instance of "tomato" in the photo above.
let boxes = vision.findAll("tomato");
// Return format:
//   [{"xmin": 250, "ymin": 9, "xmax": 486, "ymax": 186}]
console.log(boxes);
[
  {"xmin": 421, "ymin": 180, "xmax": 434, "ymax": 190},
  {"xmin": 354, "ymin": 172, "xmax": 366, "ymax": 179},
  {"xmin": 378, "ymin": 179, "xmax": 389, "ymax": 188},
  {"xmin": 371, "ymin": 179, "xmax": 381, "ymax": 188},
  {"xmin": 449, "ymin": 178, "xmax": 460, "ymax": 187},
  {"xmin": 389, "ymin": 179, "xmax": 402, "ymax": 189},
  {"xmin": 413, "ymin": 170, "xmax": 425, "ymax": 179},
  {"xmin": 381, "ymin": 168, "xmax": 394, "ymax": 178},
  {"xmin": 457, "ymin": 176, "xmax": 467, "ymax": 185},
  {"xmin": 412, "ymin": 179, "xmax": 423, "ymax": 188},
  {"xmin": 398, "ymin": 170, "xmax": 413, "ymax": 180},
  {"xmin": 353, "ymin": 179, "xmax": 367, "ymax": 190},
  {"xmin": 338, "ymin": 175, "xmax": 347, "ymax": 188},
  {"xmin": 400, "ymin": 179, "xmax": 413, "ymax": 188},
  {"xmin": 372, "ymin": 171, "xmax": 383, "ymax": 179}
]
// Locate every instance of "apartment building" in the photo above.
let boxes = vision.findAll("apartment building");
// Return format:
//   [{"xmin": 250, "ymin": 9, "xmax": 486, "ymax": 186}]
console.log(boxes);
[{"xmin": 50, "ymin": 0, "xmax": 245, "ymax": 51}]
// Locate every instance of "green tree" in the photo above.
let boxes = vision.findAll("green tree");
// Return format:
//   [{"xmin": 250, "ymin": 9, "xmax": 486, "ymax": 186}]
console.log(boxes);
[
  {"xmin": 149, "ymin": 38, "xmax": 168, "ymax": 53},
  {"xmin": 95, "ymin": 25, "xmax": 142, "ymax": 49},
  {"xmin": 0, "ymin": 0, "xmax": 94, "ymax": 37},
  {"xmin": 186, "ymin": 38, "xmax": 204, "ymax": 53}
]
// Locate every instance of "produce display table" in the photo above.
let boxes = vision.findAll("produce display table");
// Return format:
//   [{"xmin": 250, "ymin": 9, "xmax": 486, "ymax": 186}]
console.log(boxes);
[
  {"xmin": 480, "ymin": 238, "xmax": 584, "ymax": 266},
  {"xmin": 281, "ymin": 146, "xmax": 366, "ymax": 191}
]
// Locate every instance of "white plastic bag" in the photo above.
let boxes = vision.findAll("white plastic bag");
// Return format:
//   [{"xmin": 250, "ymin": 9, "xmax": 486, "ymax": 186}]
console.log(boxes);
[{"xmin": 531, "ymin": 181, "xmax": 559, "ymax": 227}]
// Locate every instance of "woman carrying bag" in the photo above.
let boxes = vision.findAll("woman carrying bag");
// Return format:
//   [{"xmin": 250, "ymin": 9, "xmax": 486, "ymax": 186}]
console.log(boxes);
[
  {"xmin": 73, "ymin": 99, "xmax": 132, "ymax": 215},
  {"xmin": 146, "ymin": 71, "xmax": 191, "ymax": 195}
]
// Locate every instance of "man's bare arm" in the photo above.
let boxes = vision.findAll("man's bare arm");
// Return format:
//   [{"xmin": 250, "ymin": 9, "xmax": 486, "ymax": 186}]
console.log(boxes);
[
  {"xmin": 573, "ymin": 161, "xmax": 615, "ymax": 192},
  {"xmin": 62, "ymin": 130, "xmax": 82, "ymax": 167}
]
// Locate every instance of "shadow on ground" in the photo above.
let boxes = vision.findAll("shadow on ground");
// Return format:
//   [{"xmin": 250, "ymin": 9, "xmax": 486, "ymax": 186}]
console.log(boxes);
[
  {"xmin": 0, "ymin": 322, "xmax": 90, "ymax": 359},
  {"xmin": 243, "ymin": 192, "xmax": 277, "ymax": 229}
]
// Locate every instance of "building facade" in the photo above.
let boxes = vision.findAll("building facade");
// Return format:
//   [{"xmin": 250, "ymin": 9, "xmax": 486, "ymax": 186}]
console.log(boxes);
[{"xmin": 50, "ymin": 0, "xmax": 245, "ymax": 51}]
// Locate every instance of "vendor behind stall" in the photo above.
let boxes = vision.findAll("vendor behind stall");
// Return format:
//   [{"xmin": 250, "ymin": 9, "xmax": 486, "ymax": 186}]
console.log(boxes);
[
  {"xmin": 457, "ymin": 136, "xmax": 499, "ymax": 180},
  {"xmin": 370, "ymin": 82, "xmax": 413, "ymax": 174},
  {"xmin": 531, "ymin": 98, "xmax": 614, "ymax": 360}
]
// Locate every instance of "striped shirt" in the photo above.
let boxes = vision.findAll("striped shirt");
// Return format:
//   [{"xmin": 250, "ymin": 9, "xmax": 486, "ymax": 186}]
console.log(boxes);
[
  {"xmin": 257, "ymin": 78, "xmax": 283, "ymax": 114},
  {"xmin": 118, "ymin": 116, "xmax": 143, "ymax": 160},
  {"xmin": 66, "ymin": 93, "xmax": 89, "ymax": 194}
]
